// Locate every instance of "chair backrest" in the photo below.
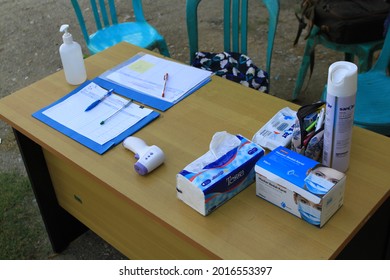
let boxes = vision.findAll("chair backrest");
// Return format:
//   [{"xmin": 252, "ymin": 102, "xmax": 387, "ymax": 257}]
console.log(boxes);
[
  {"xmin": 186, "ymin": 0, "xmax": 279, "ymax": 76},
  {"xmin": 70, "ymin": 0, "xmax": 146, "ymax": 45}
]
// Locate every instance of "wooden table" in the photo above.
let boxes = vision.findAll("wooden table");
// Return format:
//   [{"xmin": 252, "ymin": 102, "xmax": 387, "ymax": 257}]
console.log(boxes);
[{"xmin": 1, "ymin": 42, "xmax": 389, "ymax": 259}]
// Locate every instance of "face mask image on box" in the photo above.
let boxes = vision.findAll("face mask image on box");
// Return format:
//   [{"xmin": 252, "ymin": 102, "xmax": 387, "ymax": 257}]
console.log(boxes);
[
  {"xmin": 298, "ymin": 200, "xmax": 321, "ymax": 225},
  {"xmin": 304, "ymin": 166, "xmax": 345, "ymax": 196},
  {"xmin": 294, "ymin": 193, "xmax": 322, "ymax": 226},
  {"xmin": 304, "ymin": 172, "xmax": 333, "ymax": 195}
]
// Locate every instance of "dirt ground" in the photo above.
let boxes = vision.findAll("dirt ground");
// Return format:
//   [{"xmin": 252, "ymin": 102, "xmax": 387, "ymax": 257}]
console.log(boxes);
[{"xmin": 0, "ymin": 0, "xmax": 342, "ymax": 259}]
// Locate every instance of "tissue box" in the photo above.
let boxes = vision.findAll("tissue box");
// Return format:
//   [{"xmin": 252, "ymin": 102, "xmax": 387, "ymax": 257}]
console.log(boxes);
[
  {"xmin": 255, "ymin": 146, "xmax": 346, "ymax": 227},
  {"xmin": 177, "ymin": 134, "xmax": 264, "ymax": 216}
]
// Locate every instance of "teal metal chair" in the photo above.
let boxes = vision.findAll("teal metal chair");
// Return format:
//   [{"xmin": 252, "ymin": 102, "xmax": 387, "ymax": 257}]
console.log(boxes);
[
  {"xmin": 186, "ymin": 0, "xmax": 279, "ymax": 81},
  {"xmin": 70, "ymin": 0, "xmax": 170, "ymax": 56},
  {"xmin": 322, "ymin": 28, "xmax": 390, "ymax": 135},
  {"xmin": 292, "ymin": 25, "xmax": 384, "ymax": 100}
]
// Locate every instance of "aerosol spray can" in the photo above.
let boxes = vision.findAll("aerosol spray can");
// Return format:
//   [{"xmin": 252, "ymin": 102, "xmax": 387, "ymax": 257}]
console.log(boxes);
[{"xmin": 322, "ymin": 61, "xmax": 357, "ymax": 172}]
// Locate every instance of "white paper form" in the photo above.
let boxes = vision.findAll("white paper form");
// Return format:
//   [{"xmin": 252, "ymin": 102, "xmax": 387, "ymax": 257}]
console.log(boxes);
[
  {"xmin": 105, "ymin": 53, "xmax": 212, "ymax": 103},
  {"xmin": 42, "ymin": 82, "xmax": 153, "ymax": 145}
]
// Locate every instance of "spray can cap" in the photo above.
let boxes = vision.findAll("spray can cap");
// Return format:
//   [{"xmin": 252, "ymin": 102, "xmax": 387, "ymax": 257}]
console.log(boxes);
[
  {"xmin": 60, "ymin": 24, "xmax": 73, "ymax": 44},
  {"xmin": 327, "ymin": 61, "xmax": 357, "ymax": 97}
]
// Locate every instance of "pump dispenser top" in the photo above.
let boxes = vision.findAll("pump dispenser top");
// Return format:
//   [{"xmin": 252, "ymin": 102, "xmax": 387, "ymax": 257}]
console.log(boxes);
[
  {"xmin": 60, "ymin": 24, "xmax": 74, "ymax": 44},
  {"xmin": 59, "ymin": 24, "xmax": 87, "ymax": 85}
]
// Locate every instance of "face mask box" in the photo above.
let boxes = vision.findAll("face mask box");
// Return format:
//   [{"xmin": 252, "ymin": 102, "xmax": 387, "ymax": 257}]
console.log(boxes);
[
  {"xmin": 255, "ymin": 146, "xmax": 346, "ymax": 227},
  {"xmin": 177, "ymin": 135, "xmax": 264, "ymax": 216}
]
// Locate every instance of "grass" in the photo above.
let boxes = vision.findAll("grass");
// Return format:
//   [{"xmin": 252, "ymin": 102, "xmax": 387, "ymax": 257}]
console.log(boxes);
[
  {"xmin": 0, "ymin": 172, "xmax": 126, "ymax": 260},
  {"xmin": 0, "ymin": 172, "xmax": 51, "ymax": 259}
]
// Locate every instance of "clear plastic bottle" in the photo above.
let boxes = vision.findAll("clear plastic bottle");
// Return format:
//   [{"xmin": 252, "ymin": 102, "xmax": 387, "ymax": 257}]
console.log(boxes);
[
  {"xmin": 59, "ymin": 24, "xmax": 87, "ymax": 85},
  {"xmin": 322, "ymin": 61, "xmax": 358, "ymax": 172}
]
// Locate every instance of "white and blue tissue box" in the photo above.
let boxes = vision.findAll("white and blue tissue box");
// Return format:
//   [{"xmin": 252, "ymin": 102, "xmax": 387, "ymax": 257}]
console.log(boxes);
[
  {"xmin": 255, "ymin": 146, "xmax": 346, "ymax": 227},
  {"xmin": 177, "ymin": 132, "xmax": 264, "ymax": 216}
]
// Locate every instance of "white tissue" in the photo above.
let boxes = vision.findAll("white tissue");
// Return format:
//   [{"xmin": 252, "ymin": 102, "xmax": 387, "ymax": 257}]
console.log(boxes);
[
  {"xmin": 209, "ymin": 131, "xmax": 241, "ymax": 159},
  {"xmin": 184, "ymin": 131, "xmax": 241, "ymax": 173}
]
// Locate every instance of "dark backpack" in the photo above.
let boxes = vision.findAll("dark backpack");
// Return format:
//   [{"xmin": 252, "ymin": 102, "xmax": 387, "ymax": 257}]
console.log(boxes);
[{"xmin": 294, "ymin": 0, "xmax": 390, "ymax": 46}]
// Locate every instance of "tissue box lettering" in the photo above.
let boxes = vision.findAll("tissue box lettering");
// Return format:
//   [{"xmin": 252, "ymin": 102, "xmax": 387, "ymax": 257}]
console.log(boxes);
[
  {"xmin": 255, "ymin": 146, "xmax": 346, "ymax": 227},
  {"xmin": 177, "ymin": 133, "xmax": 264, "ymax": 216}
]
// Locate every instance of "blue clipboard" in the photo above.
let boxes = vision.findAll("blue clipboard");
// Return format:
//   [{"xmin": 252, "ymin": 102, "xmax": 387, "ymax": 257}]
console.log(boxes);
[{"xmin": 32, "ymin": 80, "xmax": 160, "ymax": 154}]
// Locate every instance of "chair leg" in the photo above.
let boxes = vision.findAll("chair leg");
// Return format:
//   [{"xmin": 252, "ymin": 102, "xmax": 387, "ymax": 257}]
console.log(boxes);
[
  {"xmin": 344, "ymin": 52, "xmax": 354, "ymax": 63},
  {"xmin": 357, "ymin": 53, "xmax": 373, "ymax": 73},
  {"xmin": 345, "ymin": 52, "xmax": 373, "ymax": 73},
  {"xmin": 156, "ymin": 38, "xmax": 170, "ymax": 57},
  {"xmin": 292, "ymin": 37, "xmax": 316, "ymax": 100}
]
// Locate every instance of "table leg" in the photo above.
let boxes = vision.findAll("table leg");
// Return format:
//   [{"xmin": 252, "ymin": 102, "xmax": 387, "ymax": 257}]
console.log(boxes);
[
  {"xmin": 13, "ymin": 129, "xmax": 88, "ymax": 253},
  {"xmin": 386, "ymin": 205, "xmax": 390, "ymax": 259}
]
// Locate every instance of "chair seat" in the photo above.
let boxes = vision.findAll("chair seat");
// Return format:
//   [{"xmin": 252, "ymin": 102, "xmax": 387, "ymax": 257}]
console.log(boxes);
[
  {"xmin": 186, "ymin": 0, "xmax": 279, "ymax": 90},
  {"xmin": 354, "ymin": 71, "xmax": 390, "ymax": 134},
  {"xmin": 88, "ymin": 22, "xmax": 161, "ymax": 54}
]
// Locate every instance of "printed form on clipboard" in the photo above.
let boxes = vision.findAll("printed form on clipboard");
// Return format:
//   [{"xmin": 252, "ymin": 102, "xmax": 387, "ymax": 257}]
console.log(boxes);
[
  {"xmin": 97, "ymin": 53, "xmax": 212, "ymax": 111},
  {"xmin": 32, "ymin": 81, "xmax": 160, "ymax": 154}
]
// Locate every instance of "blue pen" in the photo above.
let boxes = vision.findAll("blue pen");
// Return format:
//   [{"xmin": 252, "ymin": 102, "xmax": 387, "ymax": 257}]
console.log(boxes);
[{"xmin": 85, "ymin": 89, "xmax": 114, "ymax": 111}]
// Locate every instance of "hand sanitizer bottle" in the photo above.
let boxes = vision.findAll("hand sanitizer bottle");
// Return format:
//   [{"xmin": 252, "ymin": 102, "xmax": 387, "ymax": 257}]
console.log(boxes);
[
  {"xmin": 59, "ymin": 24, "xmax": 87, "ymax": 85},
  {"xmin": 322, "ymin": 61, "xmax": 357, "ymax": 173}
]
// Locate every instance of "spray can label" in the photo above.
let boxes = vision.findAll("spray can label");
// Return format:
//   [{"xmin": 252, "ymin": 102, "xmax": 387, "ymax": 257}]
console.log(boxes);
[{"xmin": 322, "ymin": 93, "xmax": 356, "ymax": 171}]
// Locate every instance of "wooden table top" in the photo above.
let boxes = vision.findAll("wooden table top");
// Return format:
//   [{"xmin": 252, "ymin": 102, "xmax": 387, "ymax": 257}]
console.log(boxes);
[{"xmin": 1, "ymin": 42, "xmax": 389, "ymax": 259}]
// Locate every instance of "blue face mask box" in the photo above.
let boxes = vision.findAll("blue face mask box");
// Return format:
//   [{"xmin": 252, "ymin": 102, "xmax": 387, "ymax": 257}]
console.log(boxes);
[
  {"xmin": 177, "ymin": 135, "xmax": 264, "ymax": 216},
  {"xmin": 255, "ymin": 146, "xmax": 346, "ymax": 227}
]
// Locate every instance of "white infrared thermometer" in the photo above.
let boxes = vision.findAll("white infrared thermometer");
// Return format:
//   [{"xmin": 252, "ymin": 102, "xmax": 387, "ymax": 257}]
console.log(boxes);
[{"xmin": 123, "ymin": 136, "xmax": 165, "ymax": 175}]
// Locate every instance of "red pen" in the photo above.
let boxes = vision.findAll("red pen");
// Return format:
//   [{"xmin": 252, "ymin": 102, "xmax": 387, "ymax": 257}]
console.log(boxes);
[{"xmin": 162, "ymin": 72, "xmax": 168, "ymax": 98}]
